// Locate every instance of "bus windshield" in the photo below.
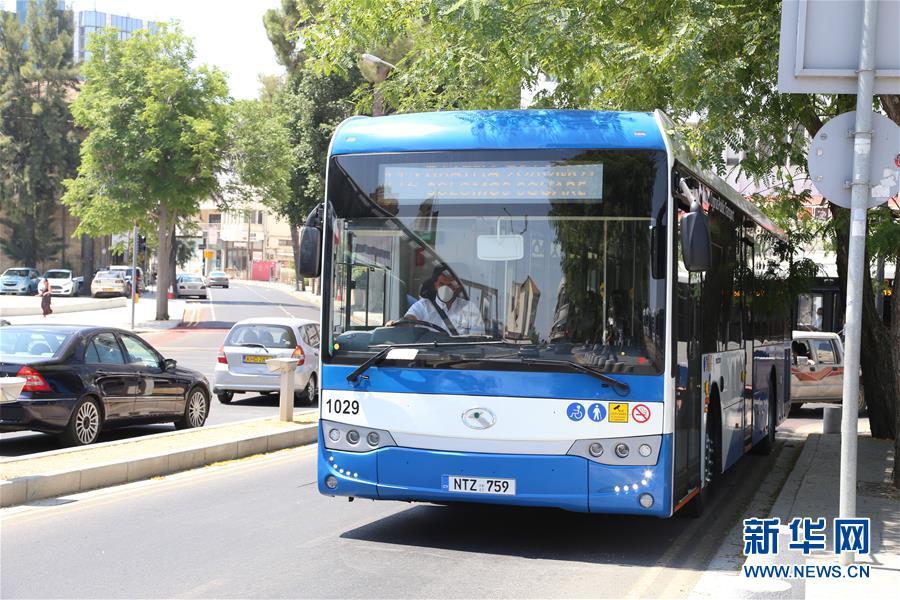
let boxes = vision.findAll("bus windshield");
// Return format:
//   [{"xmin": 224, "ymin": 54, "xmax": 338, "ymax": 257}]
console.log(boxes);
[{"xmin": 327, "ymin": 149, "xmax": 667, "ymax": 375}]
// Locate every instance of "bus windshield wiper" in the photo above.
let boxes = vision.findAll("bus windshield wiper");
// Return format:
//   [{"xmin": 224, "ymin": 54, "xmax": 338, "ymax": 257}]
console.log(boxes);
[
  {"xmin": 434, "ymin": 356, "xmax": 630, "ymax": 396},
  {"xmin": 345, "ymin": 340, "xmax": 508, "ymax": 383}
]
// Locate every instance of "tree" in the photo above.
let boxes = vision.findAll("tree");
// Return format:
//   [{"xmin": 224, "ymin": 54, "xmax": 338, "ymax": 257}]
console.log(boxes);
[
  {"xmin": 264, "ymin": 0, "xmax": 360, "ymax": 291},
  {"xmin": 0, "ymin": 1, "xmax": 79, "ymax": 268},
  {"xmin": 62, "ymin": 25, "xmax": 230, "ymax": 320},
  {"xmin": 299, "ymin": 0, "xmax": 900, "ymax": 480}
]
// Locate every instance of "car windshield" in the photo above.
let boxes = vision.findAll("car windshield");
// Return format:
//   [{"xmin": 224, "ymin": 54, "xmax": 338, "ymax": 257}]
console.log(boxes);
[
  {"xmin": 0, "ymin": 327, "xmax": 70, "ymax": 361},
  {"xmin": 44, "ymin": 271, "xmax": 69, "ymax": 279},
  {"xmin": 210, "ymin": 272, "xmax": 226, "ymax": 277},
  {"xmin": 326, "ymin": 149, "xmax": 667, "ymax": 375},
  {"xmin": 226, "ymin": 325, "xmax": 296, "ymax": 349},
  {"xmin": 3, "ymin": 269, "xmax": 30, "ymax": 277}
]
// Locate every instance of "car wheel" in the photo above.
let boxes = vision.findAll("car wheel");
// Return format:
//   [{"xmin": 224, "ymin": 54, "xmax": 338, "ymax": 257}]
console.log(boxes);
[
  {"xmin": 176, "ymin": 386, "xmax": 210, "ymax": 430},
  {"xmin": 59, "ymin": 397, "xmax": 103, "ymax": 446},
  {"xmin": 217, "ymin": 391, "xmax": 234, "ymax": 404},
  {"xmin": 303, "ymin": 374, "xmax": 318, "ymax": 405}
]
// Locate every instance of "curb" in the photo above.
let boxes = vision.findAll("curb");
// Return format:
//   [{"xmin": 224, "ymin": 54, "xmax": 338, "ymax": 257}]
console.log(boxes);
[
  {"xmin": 0, "ymin": 422, "xmax": 318, "ymax": 508},
  {"xmin": 767, "ymin": 433, "xmax": 821, "ymax": 520},
  {"xmin": 1, "ymin": 297, "xmax": 127, "ymax": 317}
]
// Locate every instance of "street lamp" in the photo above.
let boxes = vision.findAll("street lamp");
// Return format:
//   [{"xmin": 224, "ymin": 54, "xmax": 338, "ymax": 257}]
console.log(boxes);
[{"xmin": 361, "ymin": 53, "xmax": 396, "ymax": 117}]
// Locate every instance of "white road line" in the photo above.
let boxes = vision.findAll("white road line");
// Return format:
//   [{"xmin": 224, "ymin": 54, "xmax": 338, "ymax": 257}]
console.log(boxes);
[
  {"xmin": 242, "ymin": 282, "xmax": 294, "ymax": 318},
  {"xmin": 206, "ymin": 284, "xmax": 217, "ymax": 323}
]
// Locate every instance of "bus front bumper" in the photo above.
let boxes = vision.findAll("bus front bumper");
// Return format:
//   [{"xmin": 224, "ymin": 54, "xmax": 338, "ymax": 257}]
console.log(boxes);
[{"xmin": 317, "ymin": 429, "xmax": 673, "ymax": 517}]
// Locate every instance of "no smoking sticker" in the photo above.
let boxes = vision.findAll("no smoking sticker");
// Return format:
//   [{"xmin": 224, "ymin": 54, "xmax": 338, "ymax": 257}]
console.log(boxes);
[{"xmin": 632, "ymin": 404, "xmax": 651, "ymax": 423}]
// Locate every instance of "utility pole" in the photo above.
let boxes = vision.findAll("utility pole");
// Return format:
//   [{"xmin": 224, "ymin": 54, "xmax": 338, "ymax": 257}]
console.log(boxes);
[{"xmin": 130, "ymin": 222, "xmax": 138, "ymax": 331}]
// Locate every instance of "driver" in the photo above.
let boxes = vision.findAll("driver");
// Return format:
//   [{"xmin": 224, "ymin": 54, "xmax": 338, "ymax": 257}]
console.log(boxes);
[{"xmin": 404, "ymin": 264, "xmax": 485, "ymax": 336}]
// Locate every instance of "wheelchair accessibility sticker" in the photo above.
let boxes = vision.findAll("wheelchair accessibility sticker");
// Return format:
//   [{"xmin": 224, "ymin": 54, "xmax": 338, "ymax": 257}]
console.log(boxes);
[{"xmin": 567, "ymin": 403, "xmax": 585, "ymax": 421}]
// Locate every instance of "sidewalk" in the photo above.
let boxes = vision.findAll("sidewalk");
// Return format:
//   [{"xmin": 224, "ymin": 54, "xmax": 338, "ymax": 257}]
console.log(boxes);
[
  {"xmin": 691, "ymin": 433, "xmax": 899, "ymax": 598},
  {"xmin": 2, "ymin": 290, "xmax": 185, "ymax": 332},
  {"xmin": 0, "ymin": 411, "xmax": 319, "ymax": 507},
  {"xmin": 0, "ymin": 295, "xmax": 126, "ymax": 318}
]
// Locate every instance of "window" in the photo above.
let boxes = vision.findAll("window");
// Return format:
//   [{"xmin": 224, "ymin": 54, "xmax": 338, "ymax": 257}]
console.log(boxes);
[
  {"xmin": 207, "ymin": 213, "xmax": 222, "ymax": 224},
  {"xmin": 226, "ymin": 325, "xmax": 297, "ymax": 349},
  {"xmin": 307, "ymin": 325, "xmax": 320, "ymax": 347},
  {"xmin": 120, "ymin": 335, "xmax": 160, "ymax": 368},
  {"xmin": 813, "ymin": 340, "xmax": 837, "ymax": 364},
  {"xmin": 87, "ymin": 333, "xmax": 125, "ymax": 365}
]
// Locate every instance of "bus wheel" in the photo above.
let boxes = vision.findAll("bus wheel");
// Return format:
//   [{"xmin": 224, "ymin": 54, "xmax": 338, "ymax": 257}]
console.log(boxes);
[{"xmin": 752, "ymin": 372, "xmax": 777, "ymax": 455}]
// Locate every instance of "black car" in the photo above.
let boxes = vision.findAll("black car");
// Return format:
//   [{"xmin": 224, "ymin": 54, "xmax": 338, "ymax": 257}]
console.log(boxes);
[{"xmin": 0, "ymin": 325, "xmax": 211, "ymax": 446}]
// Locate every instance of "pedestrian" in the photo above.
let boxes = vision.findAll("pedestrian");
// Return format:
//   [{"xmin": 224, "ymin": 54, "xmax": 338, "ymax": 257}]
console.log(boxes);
[{"xmin": 38, "ymin": 277, "xmax": 53, "ymax": 317}]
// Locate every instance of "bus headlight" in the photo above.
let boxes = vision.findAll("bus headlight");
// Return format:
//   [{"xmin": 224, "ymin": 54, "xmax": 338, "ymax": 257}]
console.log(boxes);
[
  {"xmin": 322, "ymin": 420, "xmax": 396, "ymax": 453},
  {"xmin": 639, "ymin": 493, "xmax": 654, "ymax": 508},
  {"xmin": 567, "ymin": 435, "xmax": 661, "ymax": 465}
]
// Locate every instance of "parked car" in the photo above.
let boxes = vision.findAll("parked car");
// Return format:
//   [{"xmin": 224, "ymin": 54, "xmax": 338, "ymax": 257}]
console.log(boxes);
[
  {"xmin": 790, "ymin": 331, "xmax": 864, "ymax": 413},
  {"xmin": 207, "ymin": 270, "xmax": 229, "ymax": 288},
  {"xmin": 0, "ymin": 268, "xmax": 40, "ymax": 295},
  {"xmin": 175, "ymin": 274, "xmax": 207, "ymax": 298},
  {"xmin": 43, "ymin": 269, "xmax": 83, "ymax": 297},
  {"xmin": 106, "ymin": 265, "xmax": 144, "ymax": 293},
  {"xmin": 214, "ymin": 317, "xmax": 320, "ymax": 405},
  {"xmin": 0, "ymin": 325, "xmax": 211, "ymax": 446},
  {"xmin": 90, "ymin": 270, "xmax": 131, "ymax": 298}
]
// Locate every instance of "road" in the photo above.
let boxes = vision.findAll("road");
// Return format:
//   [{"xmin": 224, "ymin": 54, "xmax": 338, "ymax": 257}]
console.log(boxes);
[
  {"xmin": 0, "ymin": 282, "xmax": 320, "ymax": 457},
  {"xmin": 0, "ymin": 430, "xmax": 802, "ymax": 599}
]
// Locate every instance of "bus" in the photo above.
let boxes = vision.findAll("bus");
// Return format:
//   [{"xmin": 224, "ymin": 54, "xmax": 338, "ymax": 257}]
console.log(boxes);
[{"xmin": 298, "ymin": 110, "xmax": 792, "ymax": 517}]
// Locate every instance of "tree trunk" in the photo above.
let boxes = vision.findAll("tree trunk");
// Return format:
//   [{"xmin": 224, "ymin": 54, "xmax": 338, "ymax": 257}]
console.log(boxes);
[
  {"xmin": 169, "ymin": 212, "xmax": 178, "ymax": 299},
  {"xmin": 155, "ymin": 202, "xmax": 171, "ymax": 321},
  {"xmin": 829, "ymin": 203, "xmax": 897, "ymax": 440},
  {"xmin": 80, "ymin": 233, "xmax": 93, "ymax": 283},
  {"xmin": 289, "ymin": 216, "xmax": 303, "ymax": 291}
]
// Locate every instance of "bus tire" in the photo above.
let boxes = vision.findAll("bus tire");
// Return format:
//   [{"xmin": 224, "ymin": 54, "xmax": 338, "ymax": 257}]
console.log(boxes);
[{"xmin": 752, "ymin": 372, "xmax": 777, "ymax": 455}]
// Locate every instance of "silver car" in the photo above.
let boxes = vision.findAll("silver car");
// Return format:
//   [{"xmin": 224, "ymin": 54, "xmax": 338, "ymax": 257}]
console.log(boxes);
[
  {"xmin": 44, "ymin": 269, "xmax": 83, "ymax": 296},
  {"xmin": 175, "ymin": 274, "xmax": 207, "ymax": 298},
  {"xmin": 790, "ymin": 331, "xmax": 864, "ymax": 412},
  {"xmin": 207, "ymin": 270, "xmax": 229, "ymax": 288},
  {"xmin": 90, "ymin": 271, "xmax": 130, "ymax": 298},
  {"xmin": 213, "ymin": 317, "xmax": 320, "ymax": 405}
]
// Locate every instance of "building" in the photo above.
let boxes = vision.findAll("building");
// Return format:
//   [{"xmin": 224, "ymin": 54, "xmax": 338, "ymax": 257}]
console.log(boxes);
[{"xmin": 73, "ymin": 10, "xmax": 159, "ymax": 63}]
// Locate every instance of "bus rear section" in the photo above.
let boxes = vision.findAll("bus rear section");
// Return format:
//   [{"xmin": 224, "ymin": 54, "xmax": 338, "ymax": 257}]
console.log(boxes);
[{"xmin": 312, "ymin": 110, "xmax": 675, "ymax": 516}]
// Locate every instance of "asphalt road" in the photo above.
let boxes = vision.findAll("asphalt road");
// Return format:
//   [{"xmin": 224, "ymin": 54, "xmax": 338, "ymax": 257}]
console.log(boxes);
[
  {"xmin": 0, "ymin": 432, "xmax": 801, "ymax": 599},
  {"xmin": 0, "ymin": 282, "xmax": 320, "ymax": 457}
]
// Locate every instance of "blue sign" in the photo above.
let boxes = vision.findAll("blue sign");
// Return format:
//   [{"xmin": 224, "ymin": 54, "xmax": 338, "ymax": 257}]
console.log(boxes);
[
  {"xmin": 566, "ymin": 403, "xmax": 585, "ymax": 421},
  {"xmin": 588, "ymin": 403, "xmax": 607, "ymax": 422},
  {"xmin": 835, "ymin": 518, "xmax": 870, "ymax": 555}
]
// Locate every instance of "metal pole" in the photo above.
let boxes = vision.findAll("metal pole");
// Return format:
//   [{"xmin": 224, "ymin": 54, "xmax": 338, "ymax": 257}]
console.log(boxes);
[
  {"xmin": 131, "ymin": 223, "xmax": 138, "ymax": 331},
  {"xmin": 839, "ymin": 0, "xmax": 878, "ymax": 567}
]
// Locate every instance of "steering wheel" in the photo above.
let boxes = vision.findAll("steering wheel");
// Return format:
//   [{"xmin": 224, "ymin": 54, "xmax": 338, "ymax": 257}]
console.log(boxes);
[{"xmin": 388, "ymin": 317, "xmax": 448, "ymax": 335}]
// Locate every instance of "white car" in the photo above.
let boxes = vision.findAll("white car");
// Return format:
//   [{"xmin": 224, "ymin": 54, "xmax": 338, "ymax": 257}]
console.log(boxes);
[
  {"xmin": 790, "ymin": 331, "xmax": 864, "ymax": 412},
  {"xmin": 43, "ymin": 269, "xmax": 83, "ymax": 296},
  {"xmin": 214, "ymin": 317, "xmax": 320, "ymax": 405},
  {"xmin": 175, "ymin": 274, "xmax": 207, "ymax": 298}
]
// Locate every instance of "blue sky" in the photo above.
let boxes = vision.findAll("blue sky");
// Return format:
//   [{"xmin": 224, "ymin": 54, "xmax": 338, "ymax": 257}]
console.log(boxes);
[{"xmin": 6, "ymin": 0, "xmax": 285, "ymax": 99}]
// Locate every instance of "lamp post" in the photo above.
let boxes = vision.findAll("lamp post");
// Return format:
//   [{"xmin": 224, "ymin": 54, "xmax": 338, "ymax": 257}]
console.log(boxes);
[{"xmin": 361, "ymin": 53, "xmax": 395, "ymax": 117}]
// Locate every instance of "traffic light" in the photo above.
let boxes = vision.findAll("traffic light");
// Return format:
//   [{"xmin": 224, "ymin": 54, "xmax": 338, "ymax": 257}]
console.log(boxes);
[{"xmin": 137, "ymin": 235, "xmax": 147, "ymax": 253}]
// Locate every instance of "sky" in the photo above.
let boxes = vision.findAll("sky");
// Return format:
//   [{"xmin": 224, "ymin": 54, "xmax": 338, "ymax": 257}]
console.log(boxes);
[{"xmin": 6, "ymin": 0, "xmax": 285, "ymax": 99}]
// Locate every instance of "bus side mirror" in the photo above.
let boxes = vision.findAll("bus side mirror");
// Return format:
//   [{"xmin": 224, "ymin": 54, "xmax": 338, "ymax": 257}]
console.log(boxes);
[
  {"xmin": 298, "ymin": 226, "xmax": 321, "ymax": 278},
  {"xmin": 650, "ymin": 225, "xmax": 666, "ymax": 279},
  {"xmin": 680, "ymin": 201, "xmax": 711, "ymax": 272}
]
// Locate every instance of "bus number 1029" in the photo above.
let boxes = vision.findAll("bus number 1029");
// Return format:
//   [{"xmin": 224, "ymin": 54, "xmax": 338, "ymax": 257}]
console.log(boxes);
[{"xmin": 325, "ymin": 399, "xmax": 359, "ymax": 415}]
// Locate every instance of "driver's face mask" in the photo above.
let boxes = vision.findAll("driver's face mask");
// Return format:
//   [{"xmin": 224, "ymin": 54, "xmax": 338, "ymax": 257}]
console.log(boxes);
[{"xmin": 436, "ymin": 285, "xmax": 455, "ymax": 303}]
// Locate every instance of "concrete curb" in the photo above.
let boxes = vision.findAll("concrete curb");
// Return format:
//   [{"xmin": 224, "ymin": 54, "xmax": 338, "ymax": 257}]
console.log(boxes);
[
  {"xmin": 0, "ymin": 423, "xmax": 317, "ymax": 508},
  {"xmin": 1, "ymin": 296, "xmax": 127, "ymax": 317}
]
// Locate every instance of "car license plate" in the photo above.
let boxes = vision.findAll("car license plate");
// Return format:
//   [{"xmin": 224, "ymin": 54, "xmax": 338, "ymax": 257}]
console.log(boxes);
[
  {"xmin": 242, "ymin": 355, "xmax": 267, "ymax": 364},
  {"xmin": 442, "ymin": 475, "xmax": 516, "ymax": 495},
  {"xmin": 103, "ymin": 287, "xmax": 115, "ymax": 292}
]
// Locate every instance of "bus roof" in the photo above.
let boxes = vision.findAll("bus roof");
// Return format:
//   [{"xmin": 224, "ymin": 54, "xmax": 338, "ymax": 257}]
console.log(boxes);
[{"xmin": 330, "ymin": 110, "xmax": 667, "ymax": 155}]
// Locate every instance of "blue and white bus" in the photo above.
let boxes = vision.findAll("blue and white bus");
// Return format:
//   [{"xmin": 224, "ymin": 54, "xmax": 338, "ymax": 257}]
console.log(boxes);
[{"xmin": 299, "ymin": 110, "xmax": 792, "ymax": 517}]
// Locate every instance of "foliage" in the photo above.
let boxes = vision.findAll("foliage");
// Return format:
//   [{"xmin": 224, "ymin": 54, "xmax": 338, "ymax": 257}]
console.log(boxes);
[
  {"xmin": 62, "ymin": 25, "xmax": 230, "ymax": 319},
  {"xmin": 0, "ymin": 1, "xmax": 80, "ymax": 266}
]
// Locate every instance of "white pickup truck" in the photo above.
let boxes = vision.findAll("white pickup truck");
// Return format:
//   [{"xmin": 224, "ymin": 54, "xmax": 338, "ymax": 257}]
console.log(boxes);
[{"xmin": 790, "ymin": 331, "xmax": 865, "ymax": 413}]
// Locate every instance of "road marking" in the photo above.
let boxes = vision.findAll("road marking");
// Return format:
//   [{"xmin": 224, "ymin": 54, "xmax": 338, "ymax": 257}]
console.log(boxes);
[
  {"xmin": 0, "ymin": 444, "xmax": 318, "ymax": 526},
  {"xmin": 206, "ymin": 284, "xmax": 217, "ymax": 323},
  {"xmin": 242, "ymin": 283, "xmax": 294, "ymax": 318}
]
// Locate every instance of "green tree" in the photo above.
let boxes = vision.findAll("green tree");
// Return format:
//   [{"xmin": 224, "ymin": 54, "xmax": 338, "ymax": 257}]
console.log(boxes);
[
  {"xmin": 62, "ymin": 25, "xmax": 230, "ymax": 320},
  {"xmin": 0, "ymin": 1, "xmax": 79, "ymax": 268},
  {"xmin": 300, "ymin": 0, "xmax": 900, "ymax": 477},
  {"xmin": 264, "ymin": 0, "xmax": 359, "ymax": 290}
]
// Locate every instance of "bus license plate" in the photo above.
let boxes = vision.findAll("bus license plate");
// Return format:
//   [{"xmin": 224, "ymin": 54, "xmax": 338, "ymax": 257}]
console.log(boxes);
[{"xmin": 443, "ymin": 476, "xmax": 516, "ymax": 495}]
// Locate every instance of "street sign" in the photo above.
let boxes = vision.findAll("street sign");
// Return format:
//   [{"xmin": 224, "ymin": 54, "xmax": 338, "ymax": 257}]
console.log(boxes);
[
  {"xmin": 203, "ymin": 249, "xmax": 215, "ymax": 260},
  {"xmin": 778, "ymin": 0, "xmax": 900, "ymax": 94},
  {"xmin": 808, "ymin": 111, "xmax": 900, "ymax": 209}
]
